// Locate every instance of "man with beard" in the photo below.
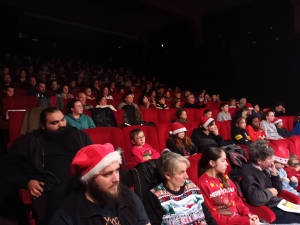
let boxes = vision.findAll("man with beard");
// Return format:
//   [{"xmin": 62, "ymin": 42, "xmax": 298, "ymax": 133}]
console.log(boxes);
[
  {"xmin": 49, "ymin": 143, "xmax": 151, "ymax": 225},
  {"xmin": 0, "ymin": 107, "xmax": 93, "ymax": 225}
]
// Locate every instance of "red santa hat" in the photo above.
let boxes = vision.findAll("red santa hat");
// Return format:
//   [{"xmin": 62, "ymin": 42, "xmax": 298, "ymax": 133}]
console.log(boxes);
[
  {"xmin": 70, "ymin": 143, "xmax": 122, "ymax": 183},
  {"xmin": 262, "ymin": 107, "xmax": 272, "ymax": 113},
  {"xmin": 272, "ymin": 147, "xmax": 289, "ymax": 164},
  {"xmin": 273, "ymin": 117, "xmax": 282, "ymax": 125},
  {"xmin": 200, "ymin": 116, "xmax": 214, "ymax": 129},
  {"xmin": 169, "ymin": 122, "xmax": 187, "ymax": 135},
  {"xmin": 245, "ymin": 103, "xmax": 253, "ymax": 110}
]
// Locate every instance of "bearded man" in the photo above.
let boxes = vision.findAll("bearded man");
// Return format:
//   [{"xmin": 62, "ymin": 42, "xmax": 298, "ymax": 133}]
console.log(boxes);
[
  {"xmin": 0, "ymin": 107, "xmax": 93, "ymax": 225},
  {"xmin": 49, "ymin": 143, "xmax": 151, "ymax": 225}
]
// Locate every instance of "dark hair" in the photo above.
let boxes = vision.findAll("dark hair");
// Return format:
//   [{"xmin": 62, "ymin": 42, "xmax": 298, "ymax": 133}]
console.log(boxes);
[
  {"xmin": 51, "ymin": 79, "xmax": 58, "ymax": 84},
  {"xmin": 40, "ymin": 107, "xmax": 61, "ymax": 127},
  {"xmin": 262, "ymin": 110, "xmax": 274, "ymax": 120},
  {"xmin": 138, "ymin": 95, "xmax": 147, "ymax": 106},
  {"xmin": 203, "ymin": 109, "xmax": 212, "ymax": 115},
  {"xmin": 130, "ymin": 128, "xmax": 142, "ymax": 140},
  {"xmin": 4, "ymin": 85, "xmax": 14, "ymax": 91},
  {"xmin": 123, "ymin": 92, "xmax": 133, "ymax": 101},
  {"xmin": 198, "ymin": 147, "xmax": 229, "ymax": 188},
  {"xmin": 101, "ymin": 86, "xmax": 109, "ymax": 95},
  {"xmin": 157, "ymin": 95, "xmax": 165, "ymax": 102},
  {"xmin": 38, "ymin": 81, "xmax": 46, "ymax": 86},
  {"xmin": 201, "ymin": 120, "xmax": 215, "ymax": 131},
  {"xmin": 171, "ymin": 98, "xmax": 180, "ymax": 108},
  {"xmin": 96, "ymin": 94, "xmax": 106, "ymax": 104},
  {"xmin": 219, "ymin": 103, "xmax": 228, "ymax": 111},
  {"xmin": 275, "ymin": 102, "xmax": 284, "ymax": 107},
  {"xmin": 246, "ymin": 115, "xmax": 257, "ymax": 126},
  {"xmin": 66, "ymin": 99, "xmax": 81, "ymax": 114},
  {"xmin": 176, "ymin": 108, "xmax": 186, "ymax": 119},
  {"xmin": 248, "ymin": 140, "xmax": 274, "ymax": 163}
]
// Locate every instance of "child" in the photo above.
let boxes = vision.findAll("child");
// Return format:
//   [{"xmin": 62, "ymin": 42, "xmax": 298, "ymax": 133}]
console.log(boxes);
[
  {"xmin": 203, "ymin": 109, "xmax": 212, "ymax": 118},
  {"xmin": 245, "ymin": 116, "xmax": 266, "ymax": 142},
  {"xmin": 273, "ymin": 117, "xmax": 291, "ymax": 138},
  {"xmin": 285, "ymin": 153, "xmax": 300, "ymax": 180},
  {"xmin": 166, "ymin": 122, "xmax": 198, "ymax": 157},
  {"xmin": 3, "ymin": 86, "xmax": 14, "ymax": 97},
  {"xmin": 130, "ymin": 129, "xmax": 160, "ymax": 163},
  {"xmin": 273, "ymin": 147, "xmax": 299, "ymax": 196},
  {"xmin": 156, "ymin": 96, "xmax": 169, "ymax": 110},
  {"xmin": 231, "ymin": 117, "xmax": 252, "ymax": 146},
  {"xmin": 175, "ymin": 108, "xmax": 189, "ymax": 124}
]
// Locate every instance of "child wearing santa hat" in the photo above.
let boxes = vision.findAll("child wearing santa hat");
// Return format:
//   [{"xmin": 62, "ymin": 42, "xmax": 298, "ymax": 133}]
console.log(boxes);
[
  {"xmin": 273, "ymin": 117, "xmax": 291, "ymax": 138},
  {"xmin": 166, "ymin": 122, "xmax": 198, "ymax": 157},
  {"xmin": 273, "ymin": 147, "xmax": 299, "ymax": 196}
]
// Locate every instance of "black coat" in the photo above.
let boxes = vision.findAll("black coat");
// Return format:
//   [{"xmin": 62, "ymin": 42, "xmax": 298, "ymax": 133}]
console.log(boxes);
[
  {"xmin": 166, "ymin": 138, "xmax": 198, "ymax": 156},
  {"xmin": 231, "ymin": 127, "xmax": 252, "ymax": 146},
  {"xmin": 191, "ymin": 128, "xmax": 224, "ymax": 153}
]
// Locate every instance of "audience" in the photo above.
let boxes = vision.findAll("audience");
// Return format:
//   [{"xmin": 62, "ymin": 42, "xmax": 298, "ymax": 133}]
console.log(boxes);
[
  {"xmin": 156, "ymin": 96, "xmax": 169, "ymax": 110},
  {"xmin": 184, "ymin": 94, "xmax": 203, "ymax": 108},
  {"xmin": 285, "ymin": 153, "xmax": 300, "ymax": 180},
  {"xmin": 56, "ymin": 85, "xmax": 74, "ymax": 99},
  {"xmin": 175, "ymin": 108, "xmax": 189, "ymax": 124},
  {"xmin": 77, "ymin": 92, "xmax": 93, "ymax": 110},
  {"xmin": 231, "ymin": 117, "xmax": 252, "ymax": 146},
  {"xmin": 95, "ymin": 95, "xmax": 117, "ymax": 111},
  {"xmin": 118, "ymin": 93, "xmax": 143, "ymax": 126},
  {"xmin": 170, "ymin": 98, "xmax": 181, "ymax": 108},
  {"xmin": 50, "ymin": 80, "xmax": 60, "ymax": 91},
  {"xmin": 197, "ymin": 147, "xmax": 259, "ymax": 225},
  {"xmin": 85, "ymin": 87, "xmax": 95, "ymax": 100},
  {"xmin": 203, "ymin": 109, "xmax": 212, "ymax": 117},
  {"xmin": 166, "ymin": 122, "xmax": 198, "ymax": 157},
  {"xmin": 138, "ymin": 95, "xmax": 157, "ymax": 110},
  {"xmin": 102, "ymin": 87, "xmax": 114, "ymax": 100},
  {"xmin": 274, "ymin": 102, "xmax": 286, "ymax": 117},
  {"xmin": 260, "ymin": 111, "xmax": 283, "ymax": 140},
  {"xmin": 163, "ymin": 90, "xmax": 171, "ymax": 101},
  {"xmin": 229, "ymin": 97, "xmax": 237, "ymax": 108},
  {"xmin": 65, "ymin": 100, "xmax": 95, "ymax": 130},
  {"xmin": 28, "ymin": 81, "xmax": 50, "ymax": 98},
  {"xmin": 130, "ymin": 128, "xmax": 160, "ymax": 163},
  {"xmin": 3, "ymin": 86, "xmax": 14, "ymax": 97},
  {"xmin": 144, "ymin": 151, "xmax": 217, "ymax": 225},
  {"xmin": 239, "ymin": 98, "xmax": 247, "ymax": 108},
  {"xmin": 273, "ymin": 117, "xmax": 291, "ymax": 138},
  {"xmin": 245, "ymin": 116, "xmax": 266, "ymax": 142},
  {"xmin": 236, "ymin": 104, "xmax": 252, "ymax": 119},
  {"xmin": 217, "ymin": 103, "xmax": 231, "ymax": 121}
]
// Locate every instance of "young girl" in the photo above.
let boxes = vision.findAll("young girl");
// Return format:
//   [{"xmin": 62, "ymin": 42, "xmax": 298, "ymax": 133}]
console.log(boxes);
[
  {"xmin": 197, "ymin": 147, "xmax": 259, "ymax": 225},
  {"xmin": 231, "ymin": 117, "xmax": 252, "ymax": 146},
  {"xmin": 245, "ymin": 116, "xmax": 266, "ymax": 142},
  {"xmin": 175, "ymin": 108, "xmax": 189, "ymax": 124},
  {"xmin": 166, "ymin": 122, "xmax": 198, "ymax": 157}
]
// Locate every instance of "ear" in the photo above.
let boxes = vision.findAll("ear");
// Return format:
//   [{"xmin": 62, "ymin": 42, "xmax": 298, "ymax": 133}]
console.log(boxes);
[
  {"xmin": 208, "ymin": 160, "xmax": 215, "ymax": 168},
  {"xmin": 41, "ymin": 124, "xmax": 45, "ymax": 130},
  {"xmin": 165, "ymin": 173, "xmax": 172, "ymax": 181},
  {"xmin": 131, "ymin": 140, "xmax": 136, "ymax": 145}
]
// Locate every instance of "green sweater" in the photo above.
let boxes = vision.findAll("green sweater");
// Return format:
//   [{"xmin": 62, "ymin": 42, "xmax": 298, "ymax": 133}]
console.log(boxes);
[{"xmin": 65, "ymin": 113, "xmax": 95, "ymax": 130}]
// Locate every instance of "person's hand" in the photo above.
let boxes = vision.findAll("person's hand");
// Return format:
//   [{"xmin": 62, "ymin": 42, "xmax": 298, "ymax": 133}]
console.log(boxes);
[
  {"xmin": 282, "ymin": 177, "xmax": 290, "ymax": 183},
  {"xmin": 212, "ymin": 127, "xmax": 219, "ymax": 136},
  {"xmin": 282, "ymin": 107, "xmax": 286, "ymax": 113},
  {"xmin": 200, "ymin": 98, "xmax": 204, "ymax": 102},
  {"xmin": 28, "ymin": 180, "xmax": 44, "ymax": 199},
  {"xmin": 290, "ymin": 176, "xmax": 298, "ymax": 183},
  {"xmin": 242, "ymin": 111, "xmax": 247, "ymax": 118},
  {"xmin": 267, "ymin": 188, "xmax": 278, "ymax": 197},
  {"xmin": 267, "ymin": 162, "xmax": 278, "ymax": 175},
  {"xmin": 248, "ymin": 214, "xmax": 259, "ymax": 225},
  {"xmin": 142, "ymin": 156, "xmax": 152, "ymax": 161}
]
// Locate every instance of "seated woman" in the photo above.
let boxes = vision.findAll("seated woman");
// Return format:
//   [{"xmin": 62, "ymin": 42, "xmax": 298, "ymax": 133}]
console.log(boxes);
[
  {"xmin": 163, "ymin": 90, "xmax": 171, "ymax": 101},
  {"xmin": 260, "ymin": 110, "xmax": 283, "ymax": 140},
  {"xmin": 109, "ymin": 82, "xmax": 116, "ymax": 93},
  {"xmin": 56, "ymin": 85, "xmax": 74, "ymax": 99},
  {"xmin": 170, "ymin": 98, "xmax": 181, "ymax": 108},
  {"xmin": 84, "ymin": 87, "xmax": 95, "ymax": 100},
  {"xmin": 138, "ymin": 95, "xmax": 157, "ymax": 110},
  {"xmin": 245, "ymin": 116, "xmax": 266, "ymax": 142},
  {"xmin": 144, "ymin": 151, "xmax": 218, "ymax": 225},
  {"xmin": 166, "ymin": 122, "xmax": 198, "ymax": 157},
  {"xmin": 65, "ymin": 99, "xmax": 95, "ymax": 130},
  {"xmin": 217, "ymin": 103, "xmax": 231, "ymax": 121},
  {"xmin": 197, "ymin": 147, "xmax": 259, "ymax": 225},
  {"xmin": 102, "ymin": 86, "xmax": 114, "ymax": 100},
  {"xmin": 95, "ymin": 95, "xmax": 117, "ymax": 111},
  {"xmin": 175, "ymin": 108, "xmax": 189, "ymax": 124},
  {"xmin": 231, "ymin": 117, "xmax": 252, "ymax": 146}
]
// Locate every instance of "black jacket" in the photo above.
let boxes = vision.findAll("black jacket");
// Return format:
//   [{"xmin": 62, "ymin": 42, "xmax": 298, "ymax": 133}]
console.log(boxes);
[
  {"xmin": 166, "ymin": 138, "xmax": 198, "ymax": 156},
  {"xmin": 241, "ymin": 163, "xmax": 282, "ymax": 208},
  {"xmin": 183, "ymin": 102, "xmax": 204, "ymax": 109},
  {"xmin": 49, "ymin": 185, "xmax": 150, "ymax": 225},
  {"xmin": 276, "ymin": 127, "xmax": 291, "ymax": 138},
  {"xmin": 0, "ymin": 128, "xmax": 92, "ymax": 202},
  {"xmin": 231, "ymin": 127, "xmax": 252, "ymax": 146},
  {"xmin": 191, "ymin": 128, "xmax": 224, "ymax": 153}
]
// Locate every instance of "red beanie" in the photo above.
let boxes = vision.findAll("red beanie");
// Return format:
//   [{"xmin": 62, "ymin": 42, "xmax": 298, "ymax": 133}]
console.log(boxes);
[
  {"xmin": 245, "ymin": 103, "xmax": 253, "ymax": 110},
  {"xmin": 200, "ymin": 116, "xmax": 214, "ymax": 128},
  {"xmin": 170, "ymin": 122, "xmax": 187, "ymax": 135}
]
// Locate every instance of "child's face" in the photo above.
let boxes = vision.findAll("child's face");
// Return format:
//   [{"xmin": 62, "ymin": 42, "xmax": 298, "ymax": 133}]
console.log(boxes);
[
  {"xmin": 159, "ymin": 98, "xmax": 165, "ymax": 104},
  {"xmin": 133, "ymin": 131, "xmax": 145, "ymax": 147},
  {"xmin": 237, "ymin": 119, "xmax": 246, "ymax": 129},
  {"xmin": 180, "ymin": 111, "xmax": 187, "ymax": 120},
  {"xmin": 274, "ymin": 161, "xmax": 284, "ymax": 170},
  {"xmin": 276, "ymin": 122, "xmax": 283, "ymax": 128},
  {"xmin": 204, "ymin": 111, "xmax": 212, "ymax": 118}
]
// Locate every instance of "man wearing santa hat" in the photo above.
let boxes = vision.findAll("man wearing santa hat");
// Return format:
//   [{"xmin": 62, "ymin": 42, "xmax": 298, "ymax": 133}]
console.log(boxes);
[{"xmin": 49, "ymin": 143, "xmax": 150, "ymax": 225}]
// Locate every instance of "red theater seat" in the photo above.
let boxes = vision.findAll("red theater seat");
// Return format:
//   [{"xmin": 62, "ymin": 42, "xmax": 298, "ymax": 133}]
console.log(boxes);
[
  {"xmin": 269, "ymin": 139, "xmax": 297, "ymax": 156},
  {"xmin": 278, "ymin": 116, "xmax": 289, "ymax": 131},
  {"xmin": 3, "ymin": 96, "xmax": 38, "ymax": 115},
  {"xmin": 158, "ymin": 109, "xmax": 177, "ymax": 123},
  {"xmin": 289, "ymin": 136, "xmax": 300, "ymax": 157},
  {"xmin": 8, "ymin": 111, "xmax": 26, "ymax": 146},
  {"xmin": 111, "ymin": 93, "xmax": 123, "ymax": 102},
  {"xmin": 156, "ymin": 123, "xmax": 173, "ymax": 150},
  {"xmin": 86, "ymin": 99, "xmax": 97, "ymax": 107},
  {"xmin": 195, "ymin": 108, "xmax": 209, "ymax": 122},
  {"xmin": 215, "ymin": 121, "xmax": 231, "ymax": 140},
  {"xmin": 184, "ymin": 108, "xmax": 196, "ymax": 122},
  {"xmin": 229, "ymin": 108, "xmax": 239, "ymax": 118},
  {"xmin": 14, "ymin": 88, "xmax": 27, "ymax": 96},
  {"xmin": 141, "ymin": 109, "xmax": 159, "ymax": 125},
  {"xmin": 83, "ymin": 110, "xmax": 92, "ymax": 118}
]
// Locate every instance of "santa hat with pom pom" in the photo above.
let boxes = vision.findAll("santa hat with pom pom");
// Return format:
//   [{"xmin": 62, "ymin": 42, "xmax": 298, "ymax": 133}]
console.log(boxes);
[{"xmin": 169, "ymin": 122, "xmax": 187, "ymax": 135}]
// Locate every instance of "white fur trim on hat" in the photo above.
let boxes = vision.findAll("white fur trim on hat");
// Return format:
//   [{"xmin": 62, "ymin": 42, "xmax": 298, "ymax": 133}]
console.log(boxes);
[
  {"xmin": 173, "ymin": 127, "xmax": 187, "ymax": 135},
  {"xmin": 272, "ymin": 155, "xmax": 288, "ymax": 165},
  {"xmin": 203, "ymin": 118, "xmax": 214, "ymax": 129},
  {"xmin": 81, "ymin": 151, "xmax": 122, "ymax": 183},
  {"xmin": 273, "ymin": 119, "xmax": 282, "ymax": 125}
]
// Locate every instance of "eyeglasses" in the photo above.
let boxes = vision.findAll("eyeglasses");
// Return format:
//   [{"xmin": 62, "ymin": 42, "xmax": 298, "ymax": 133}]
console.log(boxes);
[
  {"xmin": 289, "ymin": 162, "xmax": 299, "ymax": 167},
  {"xmin": 135, "ymin": 135, "xmax": 145, "ymax": 141}
]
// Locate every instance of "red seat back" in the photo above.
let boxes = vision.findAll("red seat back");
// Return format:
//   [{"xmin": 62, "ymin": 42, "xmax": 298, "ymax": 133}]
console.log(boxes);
[
  {"xmin": 269, "ymin": 139, "xmax": 297, "ymax": 156},
  {"xmin": 158, "ymin": 109, "xmax": 177, "ymax": 123},
  {"xmin": 141, "ymin": 109, "xmax": 159, "ymax": 125},
  {"xmin": 184, "ymin": 108, "xmax": 196, "ymax": 122},
  {"xmin": 8, "ymin": 111, "xmax": 26, "ymax": 144},
  {"xmin": 229, "ymin": 108, "xmax": 239, "ymax": 118},
  {"xmin": 156, "ymin": 123, "xmax": 173, "ymax": 150},
  {"xmin": 187, "ymin": 154, "xmax": 202, "ymax": 183},
  {"xmin": 215, "ymin": 121, "xmax": 230, "ymax": 140},
  {"xmin": 83, "ymin": 110, "xmax": 92, "ymax": 118},
  {"xmin": 278, "ymin": 116, "xmax": 289, "ymax": 131},
  {"xmin": 195, "ymin": 108, "xmax": 210, "ymax": 122},
  {"xmin": 14, "ymin": 88, "xmax": 27, "ymax": 96},
  {"xmin": 3, "ymin": 96, "xmax": 38, "ymax": 115}
]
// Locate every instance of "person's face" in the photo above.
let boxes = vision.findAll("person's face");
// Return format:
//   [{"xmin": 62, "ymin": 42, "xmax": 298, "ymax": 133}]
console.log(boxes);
[
  {"xmin": 180, "ymin": 111, "xmax": 187, "ymax": 120},
  {"xmin": 130, "ymin": 86, "xmax": 135, "ymax": 92},
  {"xmin": 175, "ymin": 100, "xmax": 181, "ymax": 107},
  {"xmin": 258, "ymin": 156, "xmax": 274, "ymax": 170},
  {"xmin": 177, "ymin": 132, "xmax": 185, "ymax": 139},
  {"xmin": 274, "ymin": 161, "xmax": 284, "ymax": 170},
  {"xmin": 133, "ymin": 131, "xmax": 145, "ymax": 147},
  {"xmin": 38, "ymin": 83, "xmax": 46, "ymax": 92},
  {"xmin": 166, "ymin": 162, "xmax": 188, "ymax": 190},
  {"xmin": 254, "ymin": 105, "xmax": 260, "ymax": 112},
  {"xmin": 146, "ymin": 84, "xmax": 150, "ymax": 90},
  {"xmin": 72, "ymin": 101, "xmax": 83, "ymax": 115},
  {"xmin": 85, "ymin": 88, "xmax": 92, "ymax": 96},
  {"xmin": 266, "ymin": 112, "xmax": 275, "ymax": 122},
  {"xmin": 151, "ymin": 91, "xmax": 156, "ymax": 97},
  {"xmin": 276, "ymin": 105, "xmax": 284, "ymax": 112},
  {"xmin": 208, "ymin": 122, "xmax": 217, "ymax": 132},
  {"xmin": 29, "ymin": 77, "xmax": 36, "ymax": 86},
  {"xmin": 3, "ymin": 68, "xmax": 9, "ymax": 75},
  {"xmin": 119, "ymin": 89, "xmax": 124, "ymax": 93},
  {"xmin": 110, "ymin": 82, "xmax": 115, "ymax": 89},
  {"xmin": 102, "ymin": 88, "xmax": 109, "ymax": 96},
  {"xmin": 5, "ymin": 88, "xmax": 14, "ymax": 97},
  {"xmin": 125, "ymin": 94, "xmax": 134, "ymax": 104},
  {"xmin": 252, "ymin": 118, "xmax": 260, "ymax": 129},
  {"xmin": 71, "ymin": 81, "xmax": 76, "ymax": 87},
  {"xmin": 241, "ymin": 98, "xmax": 247, "ymax": 105},
  {"xmin": 205, "ymin": 94, "xmax": 209, "ymax": 99},
  {"xmin": 205, "ymin": 111, "xmax": 212, "ymax": 118},
  {"xmin": 165, "ymin": 91, "xmax": 170, "ymax": 98},
  {"xmin": 62, "ymin": 86, "xmax": 69, "ymax": 94},
  {"xmin": 4, "ymin": 75, "xmax": 11, "ymax": 83},
  {"xmin": 216, "ymin": 94, "xmax": 220, "ymax": 100},
  {"xmin": 185, "ymin": 91, "xmax": 191, "ymax": 97},
  {"xmin": 211, "ymin": 151, "xmax": 228, "ymax": 174},
  {"xmin": 175, "ymin": 93, "xmax": 180, "ymax": 98},
  {"xmin": 237, "ymin": 118, "xmax": 246, "ymax": 129},
  {"xmin": 99, "ymin": 97, "xmax": 107, "ymax": 105},
  {"xmin": 212, "ymin": 95, "xmax": 217, "ymax": 100},
  {"xmin": 230, "ymin": 100, "xmax": 236, "ymax": 106},
  {"xmin": 42, "ymin": 111, "xmax": 66, "ymax": 131},
  {"xmin": 143, "ymin": 96, "xmax": 149, "ymax": 104},
  {"xmin": 20, "ymin": 70, "xmax": 26, "ymax": 78},
  {"xmin": 159, "ymin": 98, "xmax": 165, "ymax": 104},
  {"xmin": 51, "ymin": 81, "xmax": 58, "ymax": 90},
  {"xmin": 93, "ymin": 80, "xmax": 99, "ymax": 88},
  {"xmin": 222, "ymin": 104, "xmax": 229, "ymax": 112},
  {"xmin": 78, "ymin": 94, "xmax": 86, "ymax": 105},
  {"xmin": 188, "ymin": 95, "xmax": 195, "ymax": 104},
  {"xmin": 91, "ymin": 161, "xmax": 120, "ymax": 198}
]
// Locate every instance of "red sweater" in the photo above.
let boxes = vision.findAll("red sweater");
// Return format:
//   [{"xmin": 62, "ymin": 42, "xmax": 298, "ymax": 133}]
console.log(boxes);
[
  {"xmin": 245, "ymin": 125, "xmax": 266, "ymax": 142},
  {"xmin": 285, "ymin": 167, "xmax": 300, "ymax": 178},
  {"xmin": 197, "ymin": 173, "xmax": 251, "ymax": 225},
  {"xmin": 131, "ymin": 143, "xmax": 161, "ymax": 163}
]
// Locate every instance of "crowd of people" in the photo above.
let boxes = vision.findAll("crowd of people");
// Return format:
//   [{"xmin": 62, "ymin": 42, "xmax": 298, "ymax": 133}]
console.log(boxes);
[{"xmin": 1, "ymin": 55, "xmax": 300, "ymax": 225}]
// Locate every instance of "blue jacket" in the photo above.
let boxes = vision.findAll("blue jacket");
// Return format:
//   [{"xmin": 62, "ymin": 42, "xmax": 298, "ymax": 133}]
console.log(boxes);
[{"xmin": 291, "ymin": 123, "xmax": 300, "ymax": 135}]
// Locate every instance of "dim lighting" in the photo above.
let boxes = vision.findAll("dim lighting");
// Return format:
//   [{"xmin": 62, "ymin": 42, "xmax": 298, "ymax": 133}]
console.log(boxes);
[{"xmin": 118, "ymin": 46, "xmax": 121, "ymax": 48}]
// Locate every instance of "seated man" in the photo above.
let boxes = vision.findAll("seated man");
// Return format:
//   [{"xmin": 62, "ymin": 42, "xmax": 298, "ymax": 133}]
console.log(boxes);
[
  {"xmin": 49, "ymin": 144, "xmax": 150, "ymax": 225},
  {"xmin": 50, "ymin": 80, "xmax": 60, "ymax": 92},
  {"xmin": 28, "ymin": 81, "xmax": 50, "ymax": 98},
  {"xmin": 118, "ymin": 93, "xmax": 143, "ymax": 126},
  {"xmin": 274, "ymin": 102, "xmax": 286, "ymax": 117},
  {"xmin": 183, "ymin": 94, "xmax": 204, "ymax": 108},
  {"xmin": 77, "ymin": 92, "xmax": 93, "ymax": 110},
  {"xmin": 241, "ymin": 141, "xmax": 300, "ymax": 224},
  {"xmin": 0, "ymin": 108, "xmax": 93, "ymax": 225}
]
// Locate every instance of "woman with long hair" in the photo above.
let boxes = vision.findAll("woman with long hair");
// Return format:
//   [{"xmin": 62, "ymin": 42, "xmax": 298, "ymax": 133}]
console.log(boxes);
[
  {"xmin": 197, "ymin": 147, "xmax": 259, "ymax": 225},
  {"xmin": 166, "ymin": 122, "xmax": 198, "ymax": 157},
  {"xmin": 138, "ymin": 94, "xmax": 157, "ymax": 110}
]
